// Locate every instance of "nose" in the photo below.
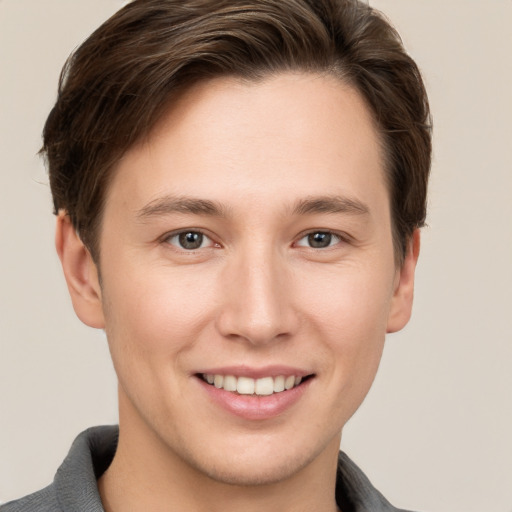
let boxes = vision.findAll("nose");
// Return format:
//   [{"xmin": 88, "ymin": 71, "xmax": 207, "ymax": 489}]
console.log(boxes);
[{"xmin": 215, "ymin": 248, "xmax": 298, "ymax": 346}]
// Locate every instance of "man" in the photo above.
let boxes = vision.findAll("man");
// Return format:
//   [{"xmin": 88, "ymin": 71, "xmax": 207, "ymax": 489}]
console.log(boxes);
[{"xmin": 2, "ymin": 0, "xmax": 431, "ymax": 510}]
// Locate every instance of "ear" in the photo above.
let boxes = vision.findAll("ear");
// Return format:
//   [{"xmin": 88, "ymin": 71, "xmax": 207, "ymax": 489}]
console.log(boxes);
[
  {"xmin": 55, "ymin": 211, "xmax": 105, "ymax": 329},
  {"xmin": 386, "ymin": 229, "xmax": 421, "ymax": 334}
]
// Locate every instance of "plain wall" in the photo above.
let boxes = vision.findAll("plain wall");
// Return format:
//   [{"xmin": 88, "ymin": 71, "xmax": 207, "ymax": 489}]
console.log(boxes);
[{"xmin": 0, "ymin": 1, "xmax": 511, "ymax": 510}]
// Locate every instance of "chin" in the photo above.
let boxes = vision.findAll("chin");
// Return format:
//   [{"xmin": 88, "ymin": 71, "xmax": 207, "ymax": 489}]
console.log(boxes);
[
  {"xmin": 181, "ymin": 440, "xmax": 323, "ymax": 487},
  {"xmin": 197, "ymin": 457, "xmax": 307, "ymax": 487}
]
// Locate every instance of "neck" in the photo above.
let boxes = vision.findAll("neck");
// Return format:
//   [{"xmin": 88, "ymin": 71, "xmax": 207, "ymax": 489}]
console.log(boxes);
[{"xmin": 98, "ymin": 398, "xmax": 341, "ymax": 512}]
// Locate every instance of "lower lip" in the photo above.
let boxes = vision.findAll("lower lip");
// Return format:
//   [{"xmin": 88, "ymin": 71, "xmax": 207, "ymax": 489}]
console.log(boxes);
[{"xmin": 196, "ymin": 377, "xmax": 312, "ymax": 421}]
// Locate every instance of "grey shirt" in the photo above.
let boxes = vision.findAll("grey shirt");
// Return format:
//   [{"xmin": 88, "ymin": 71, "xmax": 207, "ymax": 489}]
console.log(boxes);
[{"xmin": 1, "ymin": 426, "xmax": 415, "ymax": 511}]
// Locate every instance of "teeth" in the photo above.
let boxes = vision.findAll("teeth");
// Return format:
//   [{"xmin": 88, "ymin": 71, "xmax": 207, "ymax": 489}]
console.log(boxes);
[
  {"xmin": 203, "ymin": 374, "xmax": 306, "ymax": 396},
  {"xmin": 223, "ymin": 375, "xmax": 237, "ymax": 392},
  {"xmin": 255, "ymin": 377, "xmax": 274, "ymax": 396},
  {"xmin": 237, "ymin": 376, "xmax": 255, "ymax": 395},
  {"xmin": 273, "ymin": 375, "xmax": 285, "ymax": 392},
  {"xmin": 284, "ymin": 375, "xmax": 295, "ymax": 390},
  {"xmin": 213, "ymin": 375, "xmax": 224, "ymax": 388}
]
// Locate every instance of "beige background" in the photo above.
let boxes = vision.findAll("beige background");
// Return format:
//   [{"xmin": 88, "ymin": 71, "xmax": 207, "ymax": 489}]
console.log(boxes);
[{"xmin": 1, "ymin": 1, "xmax": 511, "ymax": 510}]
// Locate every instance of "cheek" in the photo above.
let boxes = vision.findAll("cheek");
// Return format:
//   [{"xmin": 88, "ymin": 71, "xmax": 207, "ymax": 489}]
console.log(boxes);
[
  {"xmin": 302, "ymin": 263, "xmax": 393, "ymax": 383},
  {"xmin": 99, "ymin": 268, "xmax": 216, "ymax": 421},
  {"xmin": 101, "ymin": 262, "xmax": 217, "ymax": 370},
  {"xmin": 309, "ymin": 283, "xmax": 389, "ymax": 424},
  {"xmin": 305, "ymin": 262, "xmax": 394, "ymax": 336}
]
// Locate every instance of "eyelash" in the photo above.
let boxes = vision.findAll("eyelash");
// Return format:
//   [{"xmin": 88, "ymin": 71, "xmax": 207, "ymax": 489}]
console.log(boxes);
[{"xmin": 163, "ymin": 229, "xmax": 348, "ymax": 252}]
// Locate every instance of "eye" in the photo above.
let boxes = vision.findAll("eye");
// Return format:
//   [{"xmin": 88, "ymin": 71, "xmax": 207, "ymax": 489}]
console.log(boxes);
[
  {"xmin": 295, "ymin": 231, "xmax": 341, "ymax": 249},
  {"xmin": 166, "ymin": 231, "xmax": 214, "ymax": 250}
]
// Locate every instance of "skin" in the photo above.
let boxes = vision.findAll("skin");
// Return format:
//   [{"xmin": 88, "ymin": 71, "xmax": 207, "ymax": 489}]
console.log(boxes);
[{"xmin": 56, "ymin": 73, "xmax": 419, "ymax": 512}]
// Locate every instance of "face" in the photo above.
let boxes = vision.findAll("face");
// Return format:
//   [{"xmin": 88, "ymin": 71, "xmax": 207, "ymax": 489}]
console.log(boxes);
[{"xmin": 61, "ymin": 73, "xmax": 417, "ymax": 486}]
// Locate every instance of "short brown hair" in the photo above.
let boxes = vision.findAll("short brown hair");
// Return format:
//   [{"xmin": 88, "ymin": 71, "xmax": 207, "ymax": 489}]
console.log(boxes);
[{"xmin": 42, "ymin": 0, "xmax": 432, "ymax": 264}]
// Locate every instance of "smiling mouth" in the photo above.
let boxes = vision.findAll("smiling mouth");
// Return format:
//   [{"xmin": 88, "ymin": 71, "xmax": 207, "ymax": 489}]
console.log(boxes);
[{"xmin": 199, "ymin": 373, "xmax": 313, "ymax": 396}]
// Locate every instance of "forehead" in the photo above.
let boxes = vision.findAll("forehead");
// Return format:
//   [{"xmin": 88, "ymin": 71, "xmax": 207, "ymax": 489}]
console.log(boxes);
[{"xmin": 106, "ymin": 73, "xmax": 386, "ymax": 218}]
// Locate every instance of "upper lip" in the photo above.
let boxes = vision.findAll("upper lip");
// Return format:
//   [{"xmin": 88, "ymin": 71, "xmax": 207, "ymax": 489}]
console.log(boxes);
[{"xmin": 194, "ymin": 365, "xmax": 313, "ymax": 379}]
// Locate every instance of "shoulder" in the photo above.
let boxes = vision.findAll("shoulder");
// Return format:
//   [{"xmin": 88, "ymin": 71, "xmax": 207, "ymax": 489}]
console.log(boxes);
[
  {"xmin": 2, "ymin": 425, "xmax": 117, "ymax": 512},
  {"xmin": 0, "ymin": 485, "xmax": 60, "ymax": 512},
  {"xmin": 336, "ymin": 451, "xmax": 418, "ymax": 512}
]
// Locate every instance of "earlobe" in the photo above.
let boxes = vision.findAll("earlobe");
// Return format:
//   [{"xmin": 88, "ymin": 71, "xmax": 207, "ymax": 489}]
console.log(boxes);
[
  {"xmin": 55, "ymin": 211, "xmax": 105, "ymax": 329},
  {"xmin": 386, "ymin": 229, "xmax": 421, "ymax": 334}
]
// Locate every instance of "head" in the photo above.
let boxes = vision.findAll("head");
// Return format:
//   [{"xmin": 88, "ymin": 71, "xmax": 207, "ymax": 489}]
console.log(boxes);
[
  {"xmin": 47, "ymin": 0, "xmax": 431, "ymax": 493},
  {"xmin": 43, "ymin": 0, "xmax": 431, "ymax": 267}
]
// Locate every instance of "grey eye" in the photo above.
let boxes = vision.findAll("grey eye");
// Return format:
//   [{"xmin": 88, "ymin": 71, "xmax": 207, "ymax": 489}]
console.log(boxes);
[
  {"xmin": 167, "ymin": 231, "xmax": 211, "ymax": 250},
  {"xmin": 308, "ymin": 232, "xmax": 332, "ymax": 248},
  {"xmin": 179, "ymin": 232, "xmax": 203, "ymax": 249},
  {"xmin": 296, "ymin": 231, "xmax": 340, "ymax": 249}
]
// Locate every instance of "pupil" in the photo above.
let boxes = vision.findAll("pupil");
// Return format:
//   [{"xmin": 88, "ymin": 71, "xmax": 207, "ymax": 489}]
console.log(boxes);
[
  {"xmin": 309, "ymin": 232, "xmax": 331, "ymax": 248},
  {"xmin": 179, "ymin": 232, "xmax": 203, "ymax": 249}
]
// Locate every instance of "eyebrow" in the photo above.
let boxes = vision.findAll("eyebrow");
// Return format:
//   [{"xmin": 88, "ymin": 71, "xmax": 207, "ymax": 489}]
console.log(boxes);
[
  {"xmin": 136, "ymin": 195, "xmax": 228, "ymax": 220},
  {"xmin": 291, "ymin": 195, "xmax": 370, "ymax": 216},
  {"xmin": 135, "ymin": 194, "xmax": 370, "ymax": 221}
]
